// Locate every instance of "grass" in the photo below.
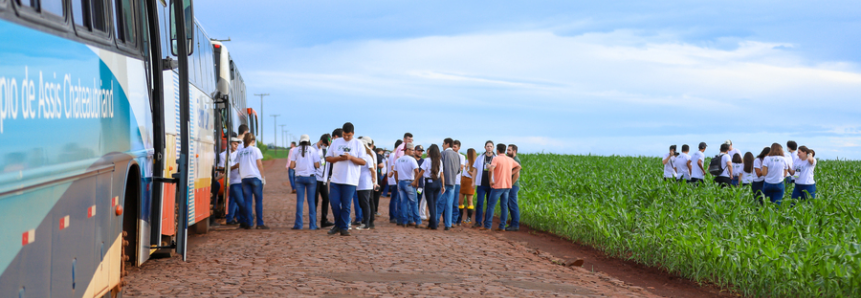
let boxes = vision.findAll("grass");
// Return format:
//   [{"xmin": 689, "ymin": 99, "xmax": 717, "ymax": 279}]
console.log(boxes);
[
  {"xmin": 517, "ymin": 153, "xmax": 861, "ymax": 297},
  {"xmin": 259, "ymin": 143, "xmax": 290, "ymax": 160}
]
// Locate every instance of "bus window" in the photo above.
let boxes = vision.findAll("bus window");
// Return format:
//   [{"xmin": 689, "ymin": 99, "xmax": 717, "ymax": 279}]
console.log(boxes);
[
  {"xmin": 113, "ymin": 0, "xmax": 136, "ymax": 44},
  {"xmin": 73, "ymin": 0, "xmax": 86, "ymax": 26},
  {"xmin": 72, "ymin": 0, "xmax": 109, "ymax": 33},
  {"xmin": 42, "ymin": 0, "xmax": 65, "ymax": 16},
  {"xmin": 169, "ymin": 0, "xmax": 194, "ymax": 56},
  {"xmin": 91, "ymin": 0, "xmax": 108, "ymax": 32}
]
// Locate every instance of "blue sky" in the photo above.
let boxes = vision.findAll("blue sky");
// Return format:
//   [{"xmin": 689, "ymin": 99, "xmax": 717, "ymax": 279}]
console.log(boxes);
[{"xmin": 195, "ymin": 0, "xmax": 861, "ymax": 159}]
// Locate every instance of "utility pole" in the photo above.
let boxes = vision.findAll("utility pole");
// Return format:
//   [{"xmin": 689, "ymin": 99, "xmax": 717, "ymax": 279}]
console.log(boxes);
[
  {"xmin": 253, "ymin": 93, "xmax": 270, "ymax": 143},
  {"xmin": 271, "ymin": 114, "xmax": 280, "ymax": 151},
  {"xmin": 279, "ymin": 125, "xmax": 287, "ymax": 149}
]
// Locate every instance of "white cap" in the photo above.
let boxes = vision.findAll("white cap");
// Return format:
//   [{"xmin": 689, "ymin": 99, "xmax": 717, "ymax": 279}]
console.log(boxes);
[
  {"xmin": 300, "ymin": 134, "xmax": 311, "ymax": 143},
  {"xmin": 724, "ymin": 139, "xmax": 732, "ymax": 145},
  {"xmin": 360, "ymin": 136, "xmax": 373, "ymax": 147},
  {"xmin": 230, "ymin": 137, "xmax": 242, "ymax": 143}
]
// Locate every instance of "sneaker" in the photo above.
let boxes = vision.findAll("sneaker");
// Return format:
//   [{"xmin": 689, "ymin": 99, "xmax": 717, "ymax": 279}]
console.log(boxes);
[
  {"xmin": 256, "ymin": 225, "xmax": 270, "ymax": 230},
  {"xmin": 327, "ymin": 227, "xmax": 340, "ymax": 235},
  {"xmin": 340, "ymin": 230, "xmax": 351, "ymax": 236},
  {"xmin": 465, "ymin": 218, "xmax": 472, "ymax": 224},
  {"xmin": 239, "ymin": 223, "xmax": 251, "ymax": 230},
  {"xmin": 505, "ymin": 226, "xmax": 520, "ymax": 232},
  {"xmin": 226, "ymin": 220, "xmax": 239, "ymax": 225},
  {"xmin": 444, "ymin": 227, "xmax": 450, "ymax": 231},
  {"xmin": 375, "ymin": 212, "xmax": 381, "ymax": 216},
  {"xmin": 472, "ymin": 223, "xmax": 482, "ymax": 228},
  {"xmin": 368, "ymin": 224, "xmax": 376, "ymax": 229},
  {"xmin": 352, "ymin": 221, "xmax": 362, "ymax": 226},
  {"xmin": 355, "ymin": 224, "xmax": 368, "ymax": 230},
  {"xmin": 321, "ymin": 221, "xmax": 335, "ymax": 228}
]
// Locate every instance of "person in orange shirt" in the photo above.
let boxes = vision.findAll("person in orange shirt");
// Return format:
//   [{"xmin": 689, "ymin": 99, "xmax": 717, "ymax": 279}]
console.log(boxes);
[{"xmin": 480, "ymin": 143, "xmax": 521, "ymax": 231}]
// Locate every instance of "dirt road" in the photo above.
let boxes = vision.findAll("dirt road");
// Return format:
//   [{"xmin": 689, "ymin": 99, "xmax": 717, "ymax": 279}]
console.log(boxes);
[{"xmin": 123, "ymin": 159, "xmax": 663, "ymax": 297}]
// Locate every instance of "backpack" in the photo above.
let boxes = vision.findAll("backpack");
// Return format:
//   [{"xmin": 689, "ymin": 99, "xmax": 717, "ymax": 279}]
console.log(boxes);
[{"xmin": 708, "ymin": 154, "xmax": 726, "ymax": 176}]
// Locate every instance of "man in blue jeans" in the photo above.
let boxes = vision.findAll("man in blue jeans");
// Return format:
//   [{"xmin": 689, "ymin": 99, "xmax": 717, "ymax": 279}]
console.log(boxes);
[
  {"xmin": 473, "ymin": 141, "xmax": 495, "ymax": 228},
  {"xmin": 394, "ymin": 143, "xmax": 420, "ymax": 227},
  {"xmin": 438, "ymin": 138, "xmax": 461, "ymax": 230},
  {"xmin": 452, "ymin": 140, "xmax": 464, "ymax": 224},
  {"xmin": 325, "ymin": 122, "xmax": 367, "ymax": 236},
  {"xmin": 505, "ymin": 144, "xmax": 522, "ymax": 231},
  {"xmin": 482, "ymin": 143, "xmax": 521, "ymax": 231},
  {"xmin": 221, "ymin": 137, "xmax": 245, "ymax": 225}
]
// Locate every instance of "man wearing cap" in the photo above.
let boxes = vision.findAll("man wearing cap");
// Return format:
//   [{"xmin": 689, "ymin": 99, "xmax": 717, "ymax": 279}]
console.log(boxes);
[
  {"xmin": 220, "ymin": 136, "xmax": 248, "ymax": 227},
  {"xmin": 413, "ymin": 145, "xmax": 428, "ymax": 221},
  {"xmin": 688, "ymin": 142, "xmax": 708, "ymax": 185},
  {"xmin": 725, "ymin": 140, "xmax": 741, "ymax": 161}
]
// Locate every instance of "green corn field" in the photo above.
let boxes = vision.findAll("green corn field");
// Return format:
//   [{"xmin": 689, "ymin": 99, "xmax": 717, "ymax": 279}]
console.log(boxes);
[{"xmin": 518, "ymin": 153, "xmax": 861, "ymax": 297}]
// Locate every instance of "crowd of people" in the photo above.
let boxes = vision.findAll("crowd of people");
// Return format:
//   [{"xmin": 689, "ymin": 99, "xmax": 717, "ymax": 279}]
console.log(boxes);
[
  {"xmin": 662, "ymin": 139, "xmax": 817, "ymax": 205},
  {"xmin": 218, "ymin": 122, "xmax": 523, "ymax": 236}
]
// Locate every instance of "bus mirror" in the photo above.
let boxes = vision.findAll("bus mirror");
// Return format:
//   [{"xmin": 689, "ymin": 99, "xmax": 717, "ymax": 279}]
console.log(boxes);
[
  {"xmin": 170, "ymin": 0, "xmax": 194, "ymax": 56},
  {"xmin": 217, "ymin": 78, "xmax": 229, "ymax": 96}
]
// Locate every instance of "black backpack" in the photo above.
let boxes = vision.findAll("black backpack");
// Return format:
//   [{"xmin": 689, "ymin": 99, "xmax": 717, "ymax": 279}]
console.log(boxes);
[{"xmin": 708, "ymin": 154, "xmax": 726, "ymax": 176}]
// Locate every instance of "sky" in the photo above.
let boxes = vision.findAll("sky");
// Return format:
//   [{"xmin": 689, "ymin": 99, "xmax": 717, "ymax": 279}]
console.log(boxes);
[{"xmin": 194, "ymin": 0, "xmax": 861, "ymax": 159}]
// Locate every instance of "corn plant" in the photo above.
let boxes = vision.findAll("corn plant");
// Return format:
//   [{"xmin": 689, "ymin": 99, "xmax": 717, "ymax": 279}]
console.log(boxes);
[{"xmin": 518, "ymin": 153, "xmax": 861, "ymax": 297}]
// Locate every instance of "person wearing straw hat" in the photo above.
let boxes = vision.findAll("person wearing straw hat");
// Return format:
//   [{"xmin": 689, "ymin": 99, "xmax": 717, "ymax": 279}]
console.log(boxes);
[{"xmin": 290, "ymin": 134, "xmax": 321, "ymax": 230}]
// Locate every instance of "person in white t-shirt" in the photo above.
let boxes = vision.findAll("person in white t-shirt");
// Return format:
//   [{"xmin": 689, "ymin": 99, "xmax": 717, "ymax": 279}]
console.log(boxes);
[
  {"xmin": 386, "ymin": 141, "xmax": 402, "ymax": 223},
  {"xmin": 313, "ymin": 134, "xmax": 334, "ymax": 228},
  {"xmin": 761, "ymin": 143, "xmax": 789, "ymax": 205},
  {"xmin": 394, "ymin": 143, "xmax": 420, "ymax": 227},
  {"xmin": 673, "ymin": 144, "xmax": 691, "ymax": 182},
  {"xmin": 289, "ymin": 135, "xmax": 321, "ymax": 230},
  {"xmin": 661, "ymin": 145, "xmax": 678, "ymax": 181},
  {"xmin": 354, "ymin": 137, "xmax": 379, "ymax": 230},
  {"xmin": 220, "ymin": 137, "xmax": 245, "ymax": 226},
  {"xmin": 724, "ymin": 140, "xmax": 741, "ymax": 165},
  {"xmin": 714, "ymin": 143, "xmax": 734, "ymax": 188},
  {"xmin": 452, "ymin": 140, "xmax": 466, "ymax": 225},
  {"xmin": 287, "ymin": 142, "xmax": 298, "ymax": 194},
  {"xmin": 731, "ymin": 153, "xmax": 743, "ymax": 187},
  {"xmin": 785, "ymin": 140, "xmax": 799, "ymax": 186},
  {"xmin": 237, "ymin": 133, "xmax": 268, "ymax": 229},
  {"xmin": 324, "ymin": 123, "xmax": 367, "ymax": 236},
  {"xmin": 415, "ymin": 144, "xmax": 444, "ymax": 229},
  {"xmin": 790, "ymin": 146, "xmax": 817, "ymax": 200},
  {"xmin": 752, "ymin": 147, "xmax": 770, "ymax": 204},
  {"xmin": 740, "ymin": 152, "xmax": 756, "ymax": 186},
  {"xmin": 688, "ymin": 142, "xmax": 708, "ymax": 185}
]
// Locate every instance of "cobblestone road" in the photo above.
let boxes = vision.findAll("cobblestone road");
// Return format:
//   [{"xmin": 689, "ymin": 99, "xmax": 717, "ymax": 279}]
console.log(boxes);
[{"xmin": 124, "ymin": 159, "xmax": 655, "ymax": 297}]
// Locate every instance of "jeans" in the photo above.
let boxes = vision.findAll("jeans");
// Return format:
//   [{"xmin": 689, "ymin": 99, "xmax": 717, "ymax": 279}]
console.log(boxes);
[
  {"xmin": 475, "ymin": 184, "xmax": 491, "ymax": 224},
  {"xmin": 329, "ymin": 183, "xmax": 357, "ymax": 231},
  {"xmin": 452, "ymin": 185, "xmax": 461, "ymax": 224},
  {"xmin": 731, "ymin": 176, "xmax": 739, "ymax": 186},
  {"xmin": 353, "ymin": 191, "xmax": 363, "ymax": 223},
  {"xmin": 294, "ymin": 176, "xmax": 318, "ymax": 229},
  {"xmin": 425, "ymin": 183, "xmax": 441, "ymax": 228},
  {"xmin": 315, "ymin": 181, "xmax": 330, "ymax": 224},
  {"xmin": 751, "ymin": 181, "xmax": 765, "ymax": 205},
  {"xmin": 388, "ymin": 185, "xmax": 399, "ymax": 221},
  {"xmin": 397, "ymin": 180, "xmax": 419, "ymax": 225},
  {"xmin": 241, "ymin": 177, "xmax": 264, "ymax": 226},
  {"xmin": 227, "ymin": 184, "xmax": 246, "ymax": 224},
  {"xmin": 373, "ymin": 186, "xmax": 382, "ymax": 214},
  {"xmin": 357, "ymin": 189, "xmax": 375, "ymax": 227},
  {"xmin": 715, "ymin": 176, "xmax": 732, "ymax": 188},
  {"xmin": 484, "ymin": 188, "xmax": 511, "ymax": 229},
  {"xmin": 791, "ymin": 184, "xmax": 816, "ymax": 200},
  {"xmin": 763, "ymin": 182, "xmax": 785, "ymax": 205},
  {"xmin": 288, "ymin": 168, "xmax": 296, "ymax": 191},
  {"xmin": 507, "ymin": 184, "xmax": 521, "ymax": 228},
  {"xmin": 435, "ymin": 185, "xmax": 455, "ymax": 228}
]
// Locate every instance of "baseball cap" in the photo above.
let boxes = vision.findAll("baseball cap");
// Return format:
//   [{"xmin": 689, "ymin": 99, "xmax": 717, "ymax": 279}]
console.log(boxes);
[
  {"xmin": 360, "ymin": 137, "xmax": 373, "ymax": 147},
  {"xmin": 724, "ymin": 139, "xmax": 732, "ymax": 145},
  {"xmin": 698, "ymin": 142, "xmax": 708, "ymax": 150},
  {"xmin": 230, "ymin": 137, "xmax": 241, "ymax": 143},
  {"xmin": 414, "ymin": 145, "xmax": 424, "ymax": 151},
  {"xmin": 300, "ymin": 134, "xmax": 310, "ymax": 143}
]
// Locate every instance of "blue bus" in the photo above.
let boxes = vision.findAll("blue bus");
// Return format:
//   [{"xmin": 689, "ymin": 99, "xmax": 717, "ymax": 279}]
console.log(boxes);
[{"xmin": 0, "ymin": 1, "xmax": 249, "ymax": 296}]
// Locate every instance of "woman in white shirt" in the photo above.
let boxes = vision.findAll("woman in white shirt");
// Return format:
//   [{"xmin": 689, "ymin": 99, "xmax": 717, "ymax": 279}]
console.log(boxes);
[
  {"xmin": 731, "ymin": 153, "xmax": 743, "ymax": 187},
  {"xmin": 740, "ymin": 152, "xmax": 756, "ymax": 187},
  {"xmin": 752, "ymin": 147, "xmax": 770, "ymax": 205},
  {"xmin": 238, "ymin": 133, "xmax": 268, "ymax": 229},
  {"xmin": 415, "ymin": 144, "xmax": 444, "ymax": 230},
  {"xmin": 356, "ymin": 138, "xmax": 378, "ymax": 230},
  {"xmin": 289, "ymin": 135, "xmax": 321, "ymax": 230},
  {"xmin": 790, "ymin": 146, "xmax": 817, "ymax": 200},
  {"xmin": 661, "ymin": 145, "xmax": 677, "ymax": 181},
  {"xmin": 761, "ymin": 143, "xmax": 789, "ymax": 205}
]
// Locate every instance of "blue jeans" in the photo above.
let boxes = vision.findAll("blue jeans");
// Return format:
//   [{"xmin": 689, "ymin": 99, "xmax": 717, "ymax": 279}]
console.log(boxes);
[
  {"xmin": 731, "ymin": 176, "xmax": 739, "ymax": 186},
  {"xmin": 792, "ymin": 184, "xmax": 816, "ymax": 200},
  {"xmin": 353, "ymin": 191, "xmax": 363, "ymax": 223},
  {"xmin": 294, "ymin": 176, "xmax": 318, "ymax": 230},
  {"xmin": 475, "ymin": 184, "xmax": 491, "ymax": 224},
  {"xmin": 451, "ymin": 185, "xmax": 461, "ymax": 224},
  {"xmin": 751, "ymin": 181, "xmax": 765, "ymax": 205},
  {"xmin": 388, "ymin": 185, "xmax": 399, "ymax": 221},
  {"xmin": 484, "ymin": 188, "xmax": 511, "ymax": 229},
  {"xmin": 397, "ymin": 180, "xmax": 419, "ymax": 225},
  {"xmin": 435, "ymin": 185, "xmax": 455, "ymax": 228},
  {"xmin": 507, "ymin": 184, "xmax": 521, "ymax": 228},
  {"xmin": 763, "ymin": 182, "xmax": 785, "ymax": 205},
  {"xmin": 329, "ymin": 183, "xmax": 357, "ymax": 231},
  {"xmin": 288, "ymin": 168, "xmax": 296, "ymax": 191},
  {"xmin": 425, "ymin": 183, "xmax": 441, "ymax": 228},
  {"xmin": 227, "ymin": 184, "xmax": 246, "ymax": 224},
  {"xmin": 241, "ymin": 178, "xmax": 264, "ymax": 226}
]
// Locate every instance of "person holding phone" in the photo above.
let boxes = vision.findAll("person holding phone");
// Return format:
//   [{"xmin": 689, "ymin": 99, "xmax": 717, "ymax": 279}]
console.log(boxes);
[
  {"xmin": 355, "ymin": 137, "xmax": 378, "ymax": 230},
  {"xmin": 662, "ymin": 145, "xmax": 677, "ymax": 181},
  {"xmin": 790, "ymin": 146, "xmax": 817, "ymax": 200},
  {"xmin": 325, "ymin": 123, "xmax": 367, "ymax": 236}
]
